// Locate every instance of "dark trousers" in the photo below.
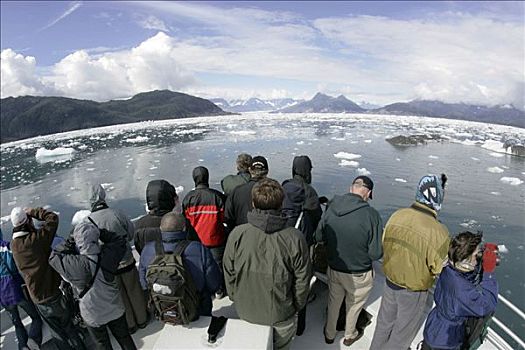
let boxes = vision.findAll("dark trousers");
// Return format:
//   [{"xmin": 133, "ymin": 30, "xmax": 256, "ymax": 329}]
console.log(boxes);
[
  {"xmin": 209, "ymin": 245, "xmax": 226, "ymax": 292},
  {"xmin": 36, "ymin": 293, "xmax": 86, "ymax": 350},
  {"xmin": 86, "ymin": 313, "xmax": 137, "ymax": 350},
  {"xmin": 3, "ymin": 298, "xmax": 43, "ymax": 350}
]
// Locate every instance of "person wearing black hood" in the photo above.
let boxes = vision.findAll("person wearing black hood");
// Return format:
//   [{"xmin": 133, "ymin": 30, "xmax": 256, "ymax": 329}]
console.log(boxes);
[
  {"xmin": 182, "ymin": 166, "xmax": 226, "ymax": 295},
  {"xmin": 282, "ymin": 155, "xmax": 323, "ymax": 246},
  {"xmin": 281, "ymin": 155, "xmax": 323, "ymax": 336},
  {"xmin": 315, "ymin": 176, "xmax": 383, "ymax": 347},
  {"xmin": 134, "ymin": 179, "xmax": 178, "ymax": 255}
]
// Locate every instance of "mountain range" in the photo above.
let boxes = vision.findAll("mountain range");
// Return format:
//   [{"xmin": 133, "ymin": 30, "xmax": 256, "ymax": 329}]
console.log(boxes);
[
  {"xmin": 0, "ymin": 90, "xmax": 230, "ymax": 143},
  {"xmin": 2, "ymin": 90, "xmax": 523, "ymax": 143}
]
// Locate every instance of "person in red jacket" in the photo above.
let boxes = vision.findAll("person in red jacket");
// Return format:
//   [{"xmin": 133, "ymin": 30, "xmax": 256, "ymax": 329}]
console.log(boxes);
[{"xmin": 183, "ymin": 166, "xmax": 226, "ymax": 296}]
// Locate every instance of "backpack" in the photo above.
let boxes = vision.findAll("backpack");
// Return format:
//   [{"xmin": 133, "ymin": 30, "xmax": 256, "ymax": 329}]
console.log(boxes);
[
  {"xmin": 146, "ymin": 239, "xmax": 200, "ymax": 325},
  {"xmin": 461, "ymin": 313, "xmax": 494, "ymax": 350}
]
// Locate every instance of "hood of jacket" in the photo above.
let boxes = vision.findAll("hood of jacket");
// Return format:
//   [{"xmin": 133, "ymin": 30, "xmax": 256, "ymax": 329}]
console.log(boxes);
[
  {"xmin": 292, "ymin": 156, "xmax": 313, "ymax": 184},
  {"xmin": 73, "ymin": 222, "xmax": 101, "ymax": 255},
  {"xmin": 146, "ymin": 179, "xmax": 176, "ymax": 216},
  {"xmin": 192, "ymin": 166, "xmax": 209, "ymax": 188},
  {"xmin": 89, "ymin": 184, "xmax": 108, "ymax": 211},
  {"xmin": 329, "ymin": 193, "xmax": 369, "ymax": 216},
  {"xmin": 247, "ymin": 209, "xmax": 288, "ymax": 234}
]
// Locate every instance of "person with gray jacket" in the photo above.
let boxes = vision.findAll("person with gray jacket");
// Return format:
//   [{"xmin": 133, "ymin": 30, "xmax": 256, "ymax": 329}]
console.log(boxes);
[
  {"xmin": 49, "ymin": 222, "xmax": 136, "ymax": 350},
  {"xmin": 88, "ymin": 184, "xmax": 148, "ymax": 333}
]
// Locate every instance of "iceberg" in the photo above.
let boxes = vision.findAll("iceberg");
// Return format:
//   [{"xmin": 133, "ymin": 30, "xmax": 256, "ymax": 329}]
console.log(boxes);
[
  {"xmin": 357, "ymin": 168, "xmax": 371, "ymax": 176},
  {"xmin": 487, "ymin": 167, "xmax": 504, "ymax": 174},
  {"xmin": 394, "ymin": 178, "xmax": 407, "ymax": 183},
  {"xmin": 35, "ymin": 147, "xmax": 75, "ymax": 164},
  {"xmin": 124, "ymin": 136, "xmax": 149, "ymax": 143},
  {"xmin": 333, "ymin": 152, "xmax": 362, "ymax": 160},
  {"xmin": 500, "ymin": 177, "xmax": 523, "ymax": 186},
  {"xmin": 339, "ymin": 160, "xmax": 359, "ymax": 167}
]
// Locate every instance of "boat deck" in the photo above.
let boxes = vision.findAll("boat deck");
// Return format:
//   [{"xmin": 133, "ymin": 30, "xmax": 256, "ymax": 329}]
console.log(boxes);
[{"xmin": 1, "ymin": 261, "xmax": 506, "ymax": 349}]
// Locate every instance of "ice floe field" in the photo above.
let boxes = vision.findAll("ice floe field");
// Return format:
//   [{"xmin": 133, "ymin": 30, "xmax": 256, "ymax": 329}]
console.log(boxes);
[{"xmin": 1, "ymin": 112, "xmax": 524, "ymax": 324}]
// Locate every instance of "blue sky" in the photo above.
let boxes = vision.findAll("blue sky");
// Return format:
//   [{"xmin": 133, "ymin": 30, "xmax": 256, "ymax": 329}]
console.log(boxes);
[{"xmin": 1, "ymin": 1, "xmax": 523, "ymax": 107}]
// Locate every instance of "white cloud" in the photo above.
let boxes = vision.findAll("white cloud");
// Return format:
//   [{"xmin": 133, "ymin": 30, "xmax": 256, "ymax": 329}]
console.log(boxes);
[
  {"xmin": 2, "ymin": 3, "xmax": 524, "ymax": 105},
  {"xmin": 2, "ymin": 33, "xmax": 194, "ymax": 101},
  {"xmin": 138, "ymin": 15, "xmax": 169, "ymax": 32},
  {"xmin": 1, "ymin": 49, "xmax": 48, "ymax": 97}
]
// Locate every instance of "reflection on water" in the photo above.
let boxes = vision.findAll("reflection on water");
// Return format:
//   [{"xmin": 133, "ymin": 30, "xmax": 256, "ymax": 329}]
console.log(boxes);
[{"xmin": 1, "ymin": 113, "xmax": 524, "ymax": 329}]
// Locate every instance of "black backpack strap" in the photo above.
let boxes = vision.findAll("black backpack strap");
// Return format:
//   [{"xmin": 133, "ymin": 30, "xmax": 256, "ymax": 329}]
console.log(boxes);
[
  {"xmin": 173, "ymin": 240, "xmax": 191, "ymax": 258},
  {"xmin": 154, "ymin": 238, "xmax": 165, "ymax": 258},
  {"xmin": 79, "ymin": 254, "xmax": 101, "ymax": 299},
  {"xmin": 87, "ymin": 216, "xmax": 100, "ymax": 229}
]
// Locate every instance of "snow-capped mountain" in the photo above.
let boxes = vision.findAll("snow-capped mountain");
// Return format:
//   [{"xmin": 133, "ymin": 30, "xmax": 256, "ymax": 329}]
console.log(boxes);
[{"xmin": 209, "ymin": 97, "xmax": 303, "ymax": 112}]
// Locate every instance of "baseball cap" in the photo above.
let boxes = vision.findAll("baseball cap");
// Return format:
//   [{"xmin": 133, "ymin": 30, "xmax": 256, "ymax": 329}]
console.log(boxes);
[
  {"xmin": 250, "ymin": 156, "xmax": 268, "ymax": 171},
  {"xmin": 353, "ymin": 175, "xmax": 374, "ymax": 199}
]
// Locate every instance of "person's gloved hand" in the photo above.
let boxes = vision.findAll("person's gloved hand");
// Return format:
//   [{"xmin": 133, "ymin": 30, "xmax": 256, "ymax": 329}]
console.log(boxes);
[{"xmin": 482, "ymin": 243, "xmax": 499, "ymax": 273}]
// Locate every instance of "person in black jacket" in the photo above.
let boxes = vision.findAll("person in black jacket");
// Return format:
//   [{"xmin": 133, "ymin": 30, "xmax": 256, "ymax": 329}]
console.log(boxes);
[
  {"xmin": 224, "ymin": 156, "xmax": 269, "ymax": 231},
  {"xmin": 281, "ymin": 155, "xmax": 323, "ymax": 336},
  {"xmin": 134, "ymin": 180, "xmax": 178, "ymax": 255},
  {"xmin": 282, "ymin": 155, "xmax": 322, "ymax": 246}
]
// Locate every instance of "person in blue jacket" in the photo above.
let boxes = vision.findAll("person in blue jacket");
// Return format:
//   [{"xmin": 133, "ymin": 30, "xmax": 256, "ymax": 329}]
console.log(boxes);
[
  {"xmin": 0, "ymin": 228, "xmax": 43, "ymax": 350},
  {"xmin": 422, "ymin": 231, "xmax": 499, "ymax": 350},
  {"xmin": 138, "ymin": 212, "xmax": 221, "ymax": 316}
]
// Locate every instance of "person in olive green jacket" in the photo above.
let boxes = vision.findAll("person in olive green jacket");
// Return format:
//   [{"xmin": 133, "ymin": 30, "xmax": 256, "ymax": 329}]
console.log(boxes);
[
  {"xmin": 223, "ymin": 178, "xmax": 312, "ymax": 350},
  {"xmin": 221, "ymin": 153, "xmax": 252, "ymax": 196},
  {"xmin": 370, "ymin": 174, "xmax": 450, "ymax": 350}
]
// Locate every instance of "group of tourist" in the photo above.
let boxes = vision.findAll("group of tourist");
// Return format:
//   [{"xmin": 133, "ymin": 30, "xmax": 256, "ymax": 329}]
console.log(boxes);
[{"xmin": 1, "ymin": 152, "xmax": 499, "ymax": 350}]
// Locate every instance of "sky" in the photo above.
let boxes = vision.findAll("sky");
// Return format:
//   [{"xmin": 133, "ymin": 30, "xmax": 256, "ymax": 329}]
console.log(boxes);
[{"xmin": 1, "ymin": 1, "xmax": 524, "ymax": 108}]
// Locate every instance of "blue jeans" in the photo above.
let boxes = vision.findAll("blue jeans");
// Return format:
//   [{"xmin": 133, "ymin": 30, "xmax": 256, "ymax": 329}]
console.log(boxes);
[
  {"xmin": 36, "ymin": 293, "xmax": 86, "ymax": 350},
  {"xmin": 3, "ymin": 298, "xmax": 43, "ymax": 350}
]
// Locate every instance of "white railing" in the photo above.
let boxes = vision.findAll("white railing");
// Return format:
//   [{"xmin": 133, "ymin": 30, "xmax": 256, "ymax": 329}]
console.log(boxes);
[{"xmin": 487, "ymin": 294, "xmax": 525, "ymax": 349}]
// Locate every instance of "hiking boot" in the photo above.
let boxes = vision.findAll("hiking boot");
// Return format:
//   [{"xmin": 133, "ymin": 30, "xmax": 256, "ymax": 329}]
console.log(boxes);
[
  {"xmin": 343, "ymin": 329, "xmax": 364, "ymax": 347},
  {"xmin": 323, "ymin": 326, "xmax": 334, "ymax": 344}
]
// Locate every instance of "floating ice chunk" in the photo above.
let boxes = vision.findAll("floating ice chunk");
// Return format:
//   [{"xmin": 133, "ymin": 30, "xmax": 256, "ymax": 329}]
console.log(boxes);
[
  {"xmin": 339, "ymin": 160, "xmax": 359, "ymax": 167},
  {"xmin": 35, "ymin": 147, "xmax": 75, "ymax": 164},
  {"xmin": 357, "ymin": 168, "xmax": 371, "ymax": 176},
  {"xmin": 86, "ymin": 168, "xmax": 96, "ymax": 172},
  {"xmin": 175, "ymin": 186, "xmax": 184, "ymax": 195},
  {"xmin": 460, "ymin": 219, "xmax": 478, "ymax": 228},
  {"xmin": 487, "ymin": 167, "xmax": 504, "ymax": 174},
  {"xmin": 333, "ymin": 152, "xmax": 362, "ymax": 160},
  {"xmin": 489, "ymin": 152, "xmax": 505, "ymax": 158},
  {"xmin": 500, "ymin": 177, "xmax": 523, "ymax": 186},
  {"xmin": 230, "ymin": 130, "xmax": 256, "ymax": 136},
  {"xmin": 71, "ymin": 210, "xmax": 91, "ymax": 226},
  {"xmin": 498, "ymin": 245, "xmax": 508, "ymax": 254},
  {"xmin": 364, "ymin": 139, "xmax": 372, "ymax": 143},
  {"xmin": 7, "ymin": 201, "xmax": 16, "ymax": 206},
  {"xmin": 481, "ymin": 140, "xmax": 511, "ymax": 155},
  {"xmin": 149, "ymin": 166, "xmax": 158, "ymax": 170},
  {"xmin": 470, "ymin": 157, "xmax": 480, "ymax": 161},
  {"xmin": 296, "ymin": 141, "xmax": 305, "ymax": 145},
  {"xmin": 198, "ymin": 159, "xmax": 204, "ymax": 162},
  {"xmin": 331, "ymin": 137, "xmax": 346, "ymax": 141},
  {"xmin": 124, "ymin": 136, "xmax": 149, "ymax": 143},
  {"xmin": 100, "ymin": 183, "xmax": 112, "ymax": 189},
  {"xmin": 0, "ymin": 215, "xmax": 10, "ymax": 225},
  {"xmin": 396, "ymin": 158, "xmax": 401, "ymax": 162},
  {"xmin": 395, "ymin": 178, "xmax": 407, "ymax": 183},
  {"xmin": 490, "ymin": 191, "xmax": 501, "ymax": 196},
  {"xmin": 428, "ymin": 155, "xmax": 439, "ymax": 159}
]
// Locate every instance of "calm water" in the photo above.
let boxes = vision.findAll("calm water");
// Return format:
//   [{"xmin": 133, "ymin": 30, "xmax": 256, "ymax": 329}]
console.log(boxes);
[{"xmin": 1, "ymin": 113, "xmax": 524, "ymax": 337}]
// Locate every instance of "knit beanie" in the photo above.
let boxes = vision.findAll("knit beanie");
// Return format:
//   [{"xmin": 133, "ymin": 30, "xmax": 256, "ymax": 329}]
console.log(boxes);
[
  {"xmin": 415, "ymin": 174, "xmax": 445, "ymax": 211},
  {"xmin": 10, "ymin": 207, "xmax": 28, "ymax": 228}
]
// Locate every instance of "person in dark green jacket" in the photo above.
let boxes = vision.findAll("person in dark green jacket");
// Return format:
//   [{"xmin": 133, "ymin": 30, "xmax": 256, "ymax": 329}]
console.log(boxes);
[
  {"xmin": 223, "ymin": 178, "xmax": 312, "ymax": 350},
  {"xmin": 221, "ymin": 153, "xmax": 252, "ymax": 196},
  {"xmin": 314, "ymin": 175, "xmax": 383, "ymax": 347}
]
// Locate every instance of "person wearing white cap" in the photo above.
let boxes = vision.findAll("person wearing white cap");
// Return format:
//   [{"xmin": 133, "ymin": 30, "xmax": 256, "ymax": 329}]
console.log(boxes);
[{"xmin": 10, "ymin": 207, "xmax": 86, "ymax": 350}]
